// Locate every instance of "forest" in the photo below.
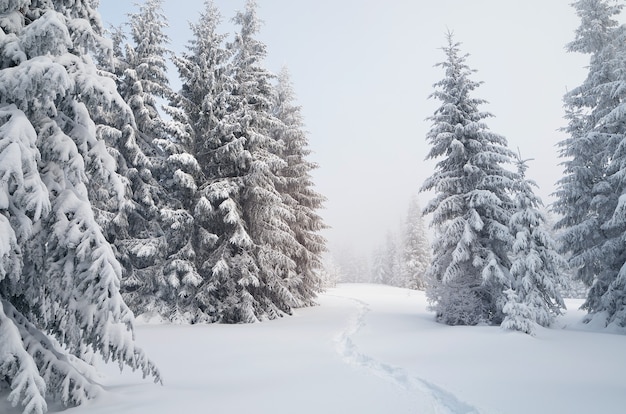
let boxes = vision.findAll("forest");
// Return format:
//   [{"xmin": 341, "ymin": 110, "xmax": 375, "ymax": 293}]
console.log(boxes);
[{"xmin": 1, "ymin": 1, "xmax": 625, "ymax": 413}]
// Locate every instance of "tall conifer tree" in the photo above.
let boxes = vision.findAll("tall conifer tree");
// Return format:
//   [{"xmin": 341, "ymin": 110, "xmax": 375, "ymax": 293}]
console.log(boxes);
[
  {"xmin": 503, "ymin": 156, "xmax": 567, "ymax": 335},
  {"xmin": 272, "ymin": 67, "xmax": 328, "ymax": 305},
  {"xmin": 199, "ymin": 0, "xmax": 299, "ymax": 321},
  {"xmin": 160, "ymin": 0, "xmax": 228, "ymax": 322},
  {"xmin": 0, "ymin": 2, "xmax": 160, "ymax": 413},
  {"xmin": 554, "ymin": 0, "xmax": 626, "ymax": 328},
  {"xmin": 401, "ymin": 196, "xmax": 431, "ymax": 290},
  {"xmin": 421, "ymin": 33, "xmax": 516, "ymax": 325},
  {"xmin": 109, "ymin": 0, "xmax": 175, "ymax": 314}
]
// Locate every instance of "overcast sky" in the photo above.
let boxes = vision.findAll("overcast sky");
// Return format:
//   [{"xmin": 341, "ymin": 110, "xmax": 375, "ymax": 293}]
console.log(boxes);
[{"xmin": 98, "ymin": 1, "xmax": 591, "ymax": 258}]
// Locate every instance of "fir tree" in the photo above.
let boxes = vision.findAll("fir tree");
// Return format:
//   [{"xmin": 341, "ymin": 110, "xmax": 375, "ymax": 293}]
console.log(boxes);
[
  {"xmin": 421, "ymin": 33, "xmax": 517, "ymax": 326},
  {"xmin": 111, "ymin": 0, "xmax": 190, "ymax": 317},
  {"xmin": 160, "ymin": 0, "xmax": 228, "ymax": 322},
  {"xmin": 400, "ymin": 196, "xmax": 431, "ymax": 290},
  {"xmin": 116, "ymin": 0, "xmax": 171, "ymax": 147},
  {"xmin": 370, "ymin": 245, "xmax": 387, "ymax": 285},
  {"xmin": 0, "ymin": 2, "xmax": 160, "ymax": 413},
  {"xmin": 554, "ymin": 0, "xmax": 626, "ymax": 328},
  {"xmin": 200, "ymin": 0, "xmax": 299, "ymax": 321},
  {"xmin": 384, "ymin": 232, "xmax": 402, "ymax": 287},
  {"xmin": 318, "ymin": 258, "xmax": 341, "ymax": 289},
  {"xmin": 543, "ymin": 209, "xmax": 587, "ymax": 299},
  {"xmin": 165, "ymin": 0, "xmax": 299, "ymax": 322},
  {"xmin": 502, "ymin": 155, "xmax": 567, "ymax": 335},
  {"xmin": 272, "ymin": 67, "xmax": 328, "ymax": 306},
  {"xmin": 370, "ymin": 231, "xmax": 402, "ymax": 286}
]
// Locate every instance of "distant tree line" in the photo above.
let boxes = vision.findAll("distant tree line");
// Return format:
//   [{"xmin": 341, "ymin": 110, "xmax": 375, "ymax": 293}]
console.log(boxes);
[{"xmin": 368, "ymin": 196, "xmax": 431, "ymax": 290}]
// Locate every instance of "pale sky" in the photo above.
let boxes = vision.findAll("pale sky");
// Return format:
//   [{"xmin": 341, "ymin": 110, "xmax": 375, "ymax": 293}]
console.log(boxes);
[{"xmin": 98, "ymin": 1, "xmax": 590, "ymax": 258}]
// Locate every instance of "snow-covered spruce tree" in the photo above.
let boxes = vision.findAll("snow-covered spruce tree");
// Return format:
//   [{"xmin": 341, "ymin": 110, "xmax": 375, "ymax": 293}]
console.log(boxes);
[
  {"xmin": 385, "ymin": 232, "xmax": 402, "ymax": 287},
  {"xmin": 370, "ymin": 245, "xmax": 387, "ymax": 284},
  {"xmin": 157, "ymin": 0, "xmax": 228, "ymax": 322},
  {"xmin": 272, "ymin": 67, "xmax": 328, "ymax": 305},
  {"xmin": 600, "ymin": 96, "xmax": 626, "ymax": 327},
  {"xmin": 421, "ymin": 33, "xmax": 517, "ymax": 326},
  {"xmin": 199, "ymin": 0, "xmax": 300, "ymax": 322},
  {"xmin": 370, "ymin": 231, "xmax": 402, "ymax": 286},
  {"xmin": 400, "ymin": 196, "xmax": 431, "ymax": 290},
  {"xmin": 115, "ymin": 0, "xmax": 171, "ymax": 149},
  {"xmin": 164, "ymin": 0, "xmax": 297, "ymax": 322},
  {"xmin": 318, "ymin": 257, "xmax": 341, "ymax": 289},
  {"xmin": 502, "ymin": 155, "xmax": 567, "ymax": 335},
  {"xmin": 111, "ymin": 0, "xmax": 192, "ymax": 317},
  {"xmin": 0, "ymin": 2, "xmax": 160, "ymax": 413},
  {"xmin": 554, "ymin": 0, "xmax": 626, "ymax": 328},
  {"xmin": 539, "ymin": 209, "xmax": 587, "ymax": 299}
]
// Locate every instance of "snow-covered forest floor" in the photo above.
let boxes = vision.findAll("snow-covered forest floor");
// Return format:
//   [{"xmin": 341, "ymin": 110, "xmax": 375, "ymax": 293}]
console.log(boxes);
[{"xmin": 3, "ymin": 284, "xmax": 624, "ymax": 414}]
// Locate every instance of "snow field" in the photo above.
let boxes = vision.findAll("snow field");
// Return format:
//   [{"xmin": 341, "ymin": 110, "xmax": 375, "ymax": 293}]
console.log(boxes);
[
  {"xmin": 3, "ymin": 283, "xmax": 624, "ymax": 414},
  {"xmin": 61, "ymin": 289, "xmax": 429, "ymax": 414},
  {"xmin": 334, "ymin": 285, "xmax": 626, "ymax": 414}
]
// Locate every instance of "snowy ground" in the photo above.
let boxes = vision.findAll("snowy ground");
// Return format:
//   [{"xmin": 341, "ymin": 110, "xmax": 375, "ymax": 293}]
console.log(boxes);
[{"xmin": 3, "ymin": 284, "xmax": 626, "ymax": 414}]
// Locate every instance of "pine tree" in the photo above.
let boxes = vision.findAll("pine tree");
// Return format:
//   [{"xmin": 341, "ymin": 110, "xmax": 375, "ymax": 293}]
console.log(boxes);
[
  {"xmin": 554, "ymin": 0, "xmax": 626, "ymax": 328},
  {"xmin": 272, "ymin": 67, "xmax": 328, "ymax": 306},
  {"xmin": 400, "ymin": 196, "xmax": 431, "ymax": 290},
  {"xmin": 502, "ymin": 155, "xmax": 567, "ymax": 335},
  {"xmin": 421, "ymin": 33, "xmax": 517, "ymax": 326},
  {"xmin": 0, "ymin": 2, "xmax": 160, "ymax": 413}
]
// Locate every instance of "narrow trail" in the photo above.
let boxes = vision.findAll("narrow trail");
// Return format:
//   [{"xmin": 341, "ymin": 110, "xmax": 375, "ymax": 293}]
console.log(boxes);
[{"xmin": 332, "ymin": 294, "xmax": 481, "ymax": 414}]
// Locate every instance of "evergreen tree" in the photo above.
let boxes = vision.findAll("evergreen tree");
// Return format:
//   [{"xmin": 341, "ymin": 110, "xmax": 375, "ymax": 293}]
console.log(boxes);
[
  {"xmin": 543, "ymin": 209, "xmax": 586, "ymax": 299},
  {"xmin": 502, "ymin": 156, "xmax": 567, "ymax": 335},
  {"xmin": 370, "ymin": 245, "xmax": 387, "ymax": 284},
  {"xmin": 0, "ymin": 2, "xmax": 159, "ymax": 413},
  {"xmin": 111, "ymin": 0, "xmax": 191, "ymax": 317},
  {"xmin": 201, "ymin": 0, "xmax": 299, "ymax": 321},
  {"xmin": 160, "ymin": 0, "xmax": 228, "ymax": 322},
  {"xmin": 165, "ymin": 0, "xmax": 302, "ymax": 322},
  {"xmin": 319, "ymin": 258, "xmax": 341, "ymax": 289},
  {"xmin": 272, "ymin": 67, "xmax": 328, "ymax": 306},
  {"xmin": 370, "ymin": 232, "xmax": 401, "ymax": 286},
  {"xmin": 384, "ymin": 232, "xmax": 402, "ymax": 287},
  {"xmin": 554, "ymin": 0, "xmax": 626, "ymax": 328},
  {"xmin": 421, "ymin": 33, "xmax": 517, "ymax": 326},
  {"xmin": 116, "ymin": 0, "xmax": 171, "ymax": 147},
  {"xmin": 400, "ymin": 196, "xmax": 431, "ymax": 290}
]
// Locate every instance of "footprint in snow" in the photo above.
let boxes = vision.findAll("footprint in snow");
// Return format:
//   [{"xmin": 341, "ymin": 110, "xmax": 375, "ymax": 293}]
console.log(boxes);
[{"xmin": 333, "ymin": 295, "xmax": 481, "ymax": 414}]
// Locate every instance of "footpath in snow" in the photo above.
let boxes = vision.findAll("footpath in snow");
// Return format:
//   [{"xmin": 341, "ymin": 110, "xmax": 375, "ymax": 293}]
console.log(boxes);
[
  {"xmin": 2, "ymin": 284, "xmax": 625, "ymax": 414},
  {"xmin": 329, "ymin": 284, "xmax": 626, "ymax": 414}
]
